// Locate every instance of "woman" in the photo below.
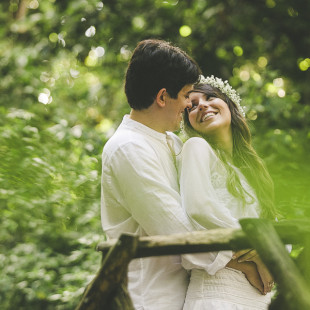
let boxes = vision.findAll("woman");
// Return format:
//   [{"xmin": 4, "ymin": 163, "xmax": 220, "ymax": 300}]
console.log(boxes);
[{"xmin": 179, "ymin": 75, "xmax": 276, "ymax": 309}]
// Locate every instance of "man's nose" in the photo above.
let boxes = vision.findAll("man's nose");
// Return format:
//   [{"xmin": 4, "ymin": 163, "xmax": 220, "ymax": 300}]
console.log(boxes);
[{"xmin": 186, "ymin": 98, "xmax": 192, "ymax": 109}]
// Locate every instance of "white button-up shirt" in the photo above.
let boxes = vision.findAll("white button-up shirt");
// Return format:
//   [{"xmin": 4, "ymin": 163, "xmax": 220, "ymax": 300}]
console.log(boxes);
[{"xmin": 101, "ymin": 115, "xmax": 195, "ymax": 309}]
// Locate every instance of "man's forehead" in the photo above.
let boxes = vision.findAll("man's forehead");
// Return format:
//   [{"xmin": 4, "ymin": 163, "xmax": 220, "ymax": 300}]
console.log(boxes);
[
  {"xmin": 183, "ymin": 84, "xmax": 194, "ymax": 94},
  {"xmin": 189, "ymin": 91, "xmax": 204, "ymax": 97}
]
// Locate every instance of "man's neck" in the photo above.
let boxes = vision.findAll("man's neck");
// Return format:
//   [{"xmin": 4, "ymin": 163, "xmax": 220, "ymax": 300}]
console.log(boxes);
[{"xmin": 129, "ymin": 109, "xmax": 166, "ymax": 133}]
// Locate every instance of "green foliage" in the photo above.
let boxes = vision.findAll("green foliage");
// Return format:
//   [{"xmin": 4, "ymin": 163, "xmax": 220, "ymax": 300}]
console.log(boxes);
[{"xmin": 0, "ymin": 0, "xmax": 309, "ymax": 309}]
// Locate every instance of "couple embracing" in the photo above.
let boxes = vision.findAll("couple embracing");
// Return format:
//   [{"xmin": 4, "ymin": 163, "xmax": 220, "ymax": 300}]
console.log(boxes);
[{"xmin": 101, "ymin": 39, "xmax": 276, "ymax": 310}]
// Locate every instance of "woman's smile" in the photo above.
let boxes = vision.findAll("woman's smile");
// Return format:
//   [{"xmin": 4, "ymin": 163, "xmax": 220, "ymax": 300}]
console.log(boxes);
[{"xmin": 200, "ymin": 111, "xmax": 218, "ymax": 122}]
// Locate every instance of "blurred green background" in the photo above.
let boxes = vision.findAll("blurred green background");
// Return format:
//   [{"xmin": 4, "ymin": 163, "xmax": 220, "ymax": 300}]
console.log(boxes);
[{"xmin": 0, "ymin": 0, "xmax": 309, "ymax": 309}]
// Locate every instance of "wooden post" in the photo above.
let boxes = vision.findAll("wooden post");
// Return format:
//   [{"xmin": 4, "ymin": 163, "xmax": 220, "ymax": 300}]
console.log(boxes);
[
  {"xmin": 75, "ymin": 234, "xmax": 138, "ymax": 310},
  {"xmin": 239, "ymin": 218, "xmax": 310, "ymax": 310},
  {"xmin": 296, "ymin": 237, "xmax": 310, "ymax": 284}
]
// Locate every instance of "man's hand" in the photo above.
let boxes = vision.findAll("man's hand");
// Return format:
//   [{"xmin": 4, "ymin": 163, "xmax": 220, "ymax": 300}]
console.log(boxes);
[
  {"xmin": 232, "ymin": 249, "xmax": 274, "ymax": 294},
  {"xmin": 248, "ymin": 255, "xmax": 274, "ymax": 294},
  {"xmin": 226, "ymin": 258, "xmax": 265, "ymax": 294}
]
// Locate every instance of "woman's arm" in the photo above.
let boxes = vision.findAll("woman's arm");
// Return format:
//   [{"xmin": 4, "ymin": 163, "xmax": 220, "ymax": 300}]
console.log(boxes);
[
  {"xmin": 180, "ymin": 138, "xmax": 239, "ymax": 229},
  {"xmin": 180, "ymin": 138, "xmax": 237, "ymax": 274}
]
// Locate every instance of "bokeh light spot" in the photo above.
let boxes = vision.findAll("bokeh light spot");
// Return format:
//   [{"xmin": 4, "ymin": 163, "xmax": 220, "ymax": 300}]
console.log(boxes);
[
  {"xmin": 163, "ymin": 0, "xmax": 179, "ymax": 5},
  {"xmin": 70, "ymin": 69, "xmax": 80, "ymax": 78},
  {"xmin": 287, "ymin": 7, "xmax": 298, "ymax": 17},
  {"xmin": 179, "ymin": 25, "xmax": 192, "ymax": 37},
  {"xmin": 258, "ymin": 56, "xmax": 268, "ymax": 68},
  {"xmin": 85, "ymin": 26, "xmax": 96, "ymax": 37},
  {"xmin": 266, "ymin": 0, "xmax": 276, "ymax": 8},
  {"xmin": 28, "ymin": 0, "xmax": 39, "ymax": 9},
  {"xmin": 49, "ymin": 33, "xmax": 58, "ymax": 43},
  {"xmin": 96, "ymin": 2, "xmax": 104, "ymax": 10},
  {"xmin": 120, "ymin": 46, "xmax": 132, "ymax": 61},
  {"xmin": 38, "ymin": 93, "xmax": 49, "ymax": 104},
  {"xmin": 278, "ymin": 89, "xmax": 286, "ymax": 97},
  {"xmin": 298, "ymin": 59, "xmax": 309, "ymax": 71},
  {"xmin": 95, "ymin": 46, "xmax": 105, "ymax": 57},
  {"xmin": 240, "ymin": 70, "xmax": 250, "ymax": 81},
  {"xmin": 266, "ymin": 83, "xmax": 277, "ymax": 94},
  {"xmin": 252, "ymin": 73, "xmax": 261, "ymax": 81},
  {"xmin": 71, "ymin": 125, "xmax": 82, "ymax": 138},
  {"xmin": 132, "ymin": 16, "xmax": 145, "ymax": 30},
  {"xmin": 85, "ymin": 55, "xmax": 97, "ymax": 67},
  {"xmin": 216, "ymin": 48, "xmax": 227, "ymax": 59},
  {"xmin": 273, "ymin": 78, "xmax": 284, "ymax": 87},
  {"xmin": 96, "ymin": 119, "xmax": 113, "ymax": 133},
  {"xmin": 233, "ymin": 46, "xmax": 243, "ymax": 56},
  {"xmin": 38, "ymin": 89, "xmax": 52, "ymax": 105}
]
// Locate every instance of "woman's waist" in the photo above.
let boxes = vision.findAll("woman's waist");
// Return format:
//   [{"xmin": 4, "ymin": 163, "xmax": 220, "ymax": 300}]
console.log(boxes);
[
  {"xmin": 190, "ymin": 267, "xmax": 248, "ymax": 288},
  {"xmin": 187, "ymin": 268, "xmax": 271, "ymax": 305}
]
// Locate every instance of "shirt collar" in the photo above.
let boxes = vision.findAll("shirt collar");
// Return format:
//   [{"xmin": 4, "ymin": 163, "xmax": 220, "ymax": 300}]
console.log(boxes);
[{"xmin": 122, "ymin": 115, "xmax": 170, "ymax": 142}]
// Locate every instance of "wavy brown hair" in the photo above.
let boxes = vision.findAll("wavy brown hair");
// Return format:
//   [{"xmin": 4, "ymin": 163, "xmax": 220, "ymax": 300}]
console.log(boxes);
[{"xmin": 183, "ymin": 83, "xmax": 276, "ymax": 219}]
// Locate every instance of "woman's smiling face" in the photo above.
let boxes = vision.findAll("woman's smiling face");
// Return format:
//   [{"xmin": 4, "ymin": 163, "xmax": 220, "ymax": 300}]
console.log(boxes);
[{"xmin": 188, "ymin": 91, "xmax": 232, "ymax": 140}]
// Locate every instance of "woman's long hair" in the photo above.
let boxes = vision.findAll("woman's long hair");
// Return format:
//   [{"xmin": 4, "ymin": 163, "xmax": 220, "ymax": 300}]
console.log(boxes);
[{"xmin": 183, "ymin": 83, "xmax": 276, "ymax": 219}]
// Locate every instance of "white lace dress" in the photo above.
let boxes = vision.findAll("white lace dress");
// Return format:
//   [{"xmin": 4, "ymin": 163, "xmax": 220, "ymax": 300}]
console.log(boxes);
[{"xmin": 178, "ymin": 137, "xmax": 271, "ymax": 310}]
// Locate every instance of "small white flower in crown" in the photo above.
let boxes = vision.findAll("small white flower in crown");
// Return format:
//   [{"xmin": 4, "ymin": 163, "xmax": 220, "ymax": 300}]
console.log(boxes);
[{"xmin": 198, "ymin": 75, "xmax": 246, "ymax": 117}]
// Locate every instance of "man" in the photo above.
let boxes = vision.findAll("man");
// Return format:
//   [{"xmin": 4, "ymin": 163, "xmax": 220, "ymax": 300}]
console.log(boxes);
[{"xmin": 101, "ymin": 39, "xmax": 200, "ymax": 309}]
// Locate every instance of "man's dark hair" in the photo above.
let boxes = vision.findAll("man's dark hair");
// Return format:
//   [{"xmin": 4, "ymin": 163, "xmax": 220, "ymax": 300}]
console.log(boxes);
[{"xmin": 125, "ymin": 39, "xmax": 201, "ymax": 110}]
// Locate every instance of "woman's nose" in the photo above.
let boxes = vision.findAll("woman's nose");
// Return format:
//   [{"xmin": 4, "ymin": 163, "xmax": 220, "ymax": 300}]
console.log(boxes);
[{"xmin": 198, "ymin": 98, "xmax": 208, "ymax": 111}]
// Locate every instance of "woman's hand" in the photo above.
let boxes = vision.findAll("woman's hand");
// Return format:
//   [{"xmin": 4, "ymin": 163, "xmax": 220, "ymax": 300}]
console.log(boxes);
[{"xmin": 233, "ymin": 249, "xmax": 258, "ymax": 262}]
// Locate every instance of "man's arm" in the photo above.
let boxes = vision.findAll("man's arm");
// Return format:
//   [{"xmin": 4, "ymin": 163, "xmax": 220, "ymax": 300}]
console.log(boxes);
[
  {"xmin": 226, "ymin": 258, "xmax": 272, "ymax": 295},
  {"xmin": 108, "ymin": 141, "xmax": 195, "ymax": 236}
]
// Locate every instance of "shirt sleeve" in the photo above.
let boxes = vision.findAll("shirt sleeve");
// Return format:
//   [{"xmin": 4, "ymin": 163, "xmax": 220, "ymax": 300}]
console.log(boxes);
[
  {"xmin": 109, "ymin": 140, "xmax": 195, "ymax": 236},
  {"xmin": 180, "ymin": 137, "xmax": 239, "ymax": 229},
  {"xmin": 179, "ymin": 137, "xmax": 238, "ymax": 274}
]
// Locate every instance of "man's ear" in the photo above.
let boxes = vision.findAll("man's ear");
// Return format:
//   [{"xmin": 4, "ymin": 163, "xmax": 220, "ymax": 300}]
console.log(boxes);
[{"xmin": 156, "ymin": 88, "xmax": 166, "ymax": 108}]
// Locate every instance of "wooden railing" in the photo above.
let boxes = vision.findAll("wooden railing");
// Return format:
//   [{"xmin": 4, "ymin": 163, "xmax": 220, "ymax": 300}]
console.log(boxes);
[{"xmin": 75, "ymin": 218, "xmax": 310, "ymax": 310}]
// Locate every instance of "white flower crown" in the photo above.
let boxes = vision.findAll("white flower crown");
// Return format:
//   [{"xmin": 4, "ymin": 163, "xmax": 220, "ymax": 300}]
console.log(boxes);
[{"xmin": 198, "ymin": 75, "xmax": 245, "ymax": 117}]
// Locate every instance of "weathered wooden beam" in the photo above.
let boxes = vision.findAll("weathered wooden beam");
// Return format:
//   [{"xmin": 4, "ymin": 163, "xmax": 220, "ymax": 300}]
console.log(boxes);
[
  {"xmin": 96, "ymin": 220, "xmax": 310, "ymax": 258},
  {"xmin": 75, "ymin": 234, "xmax": 138, "ymax": 310},
  {"xmin": 239, "ymin": 218, "xmax": 310, "ymax": 310},
  {"xmin": 97, "ymin": 228, "xmax": 250, "ymax": 257}
]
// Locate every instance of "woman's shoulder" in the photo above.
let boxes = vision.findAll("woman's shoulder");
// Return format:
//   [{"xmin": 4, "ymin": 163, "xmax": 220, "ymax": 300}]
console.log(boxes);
[{"xmin": 183, "ymin": 137, "xmax": 214, "ymax": 153}]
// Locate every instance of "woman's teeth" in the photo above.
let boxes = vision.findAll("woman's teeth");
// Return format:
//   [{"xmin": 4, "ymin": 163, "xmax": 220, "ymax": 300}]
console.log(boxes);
[{"xmin": 202, "ymin": 112, "xmax": 216, "ymax": 122}]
